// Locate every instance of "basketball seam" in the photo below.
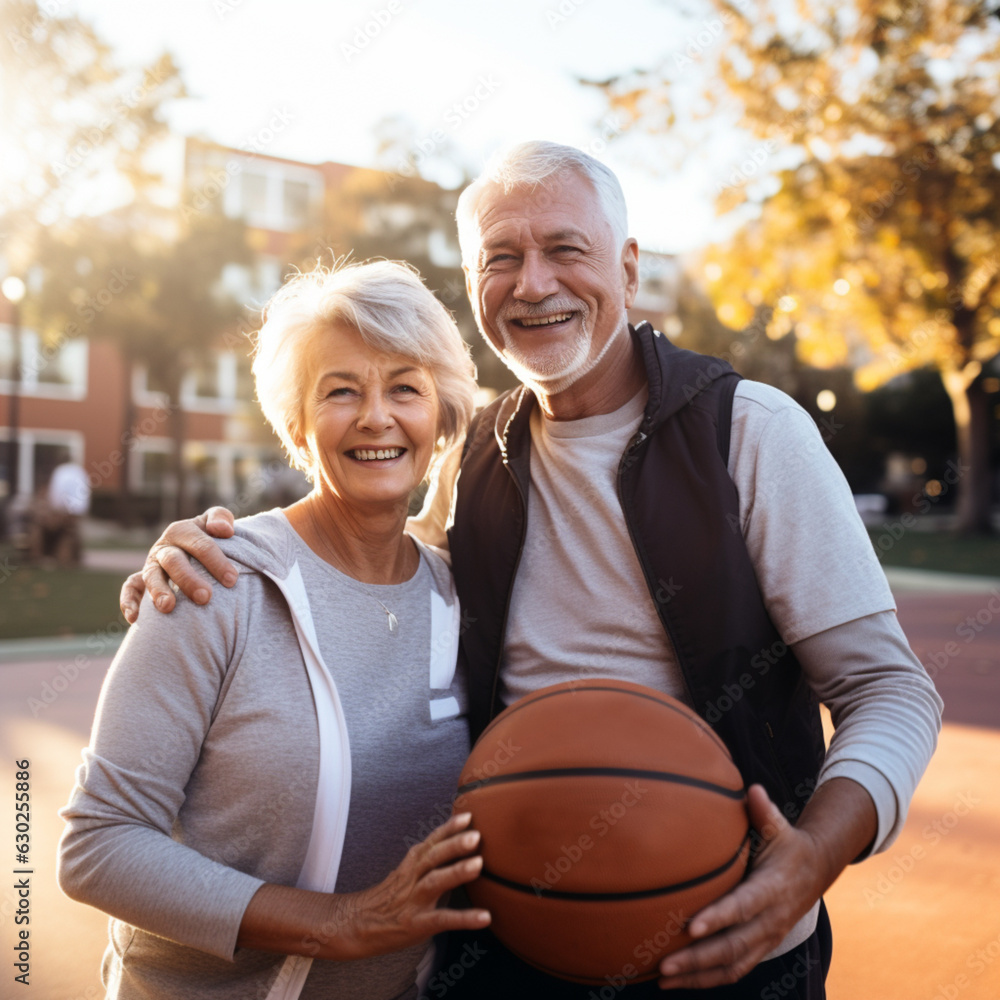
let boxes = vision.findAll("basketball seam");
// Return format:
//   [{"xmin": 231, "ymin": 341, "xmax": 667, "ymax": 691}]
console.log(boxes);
[
  {"xmin": 477, "ymin": 832, "xmax": 750, "ymax": 902},
  {"xmin": 499, "ymin": 945, "xmax": 658, "ymax": 986},
  {"xmin": 456, "ymin": 766, "xmax": 746, "ymax": 799}
]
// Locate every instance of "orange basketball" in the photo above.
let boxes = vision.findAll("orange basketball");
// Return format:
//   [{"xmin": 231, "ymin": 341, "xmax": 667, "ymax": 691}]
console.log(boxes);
[{"xmin": 453, "ymin": 678, "xmax": 750, "ymax": 985}]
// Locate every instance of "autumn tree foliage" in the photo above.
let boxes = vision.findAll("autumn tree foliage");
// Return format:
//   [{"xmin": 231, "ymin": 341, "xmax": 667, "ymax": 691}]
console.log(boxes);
[{"xmin": 599, "ymin": 0, "xmax": 1000, "ymax": 532}]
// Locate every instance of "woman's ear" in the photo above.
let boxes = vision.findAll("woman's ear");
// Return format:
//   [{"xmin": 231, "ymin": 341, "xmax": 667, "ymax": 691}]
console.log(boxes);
[{"xmin": 290, "ymin": 423, "xmax": 313, "ymax": 469}]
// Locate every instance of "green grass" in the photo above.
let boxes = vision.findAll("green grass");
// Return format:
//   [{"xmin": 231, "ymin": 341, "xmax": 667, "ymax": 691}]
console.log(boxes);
[
  {"xmin": 868, "ymin": 528, "xmax": 1000, "ymax": 577},
  {"xmin": 0, "ymin": 528, "xmax": 998, "ymax": 642},
  {"xmin": 0, "ymin": 553, "xmax": 127, "ymax": 641}
]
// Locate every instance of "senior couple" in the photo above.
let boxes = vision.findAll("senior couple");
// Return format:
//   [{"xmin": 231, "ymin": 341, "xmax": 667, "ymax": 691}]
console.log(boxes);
[{"xmin": 58, "ymin": 141, "xmax": 942, "ymax": 999}]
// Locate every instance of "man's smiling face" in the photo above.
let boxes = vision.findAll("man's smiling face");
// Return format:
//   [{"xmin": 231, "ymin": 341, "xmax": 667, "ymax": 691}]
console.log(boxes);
[{"xmin": 465, "ymin": 170, "xmax": 638, "ymax": 395}]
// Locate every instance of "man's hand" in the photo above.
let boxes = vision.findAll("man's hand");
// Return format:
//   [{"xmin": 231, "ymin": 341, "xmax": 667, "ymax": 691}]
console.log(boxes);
[
  {"xmin": 120, "ymin": 507, "xmax": 238, "ymax": 624},
  {"xmin": 658, "ymin": 779, "xmax": 876, "ymax": 990}
]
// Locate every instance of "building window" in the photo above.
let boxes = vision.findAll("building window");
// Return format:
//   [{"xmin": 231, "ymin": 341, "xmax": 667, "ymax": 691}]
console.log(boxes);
[
  {"xmin": 242, "ymin": 172, "xmax": 270, "ymax": 218},
  {"xmin": 0, "ymin": 429, "xmax": 85, "ymax": 498},
  {"xmin": 135, "ymin": 447, "xmax": 172, "ymax": 493},
  {"xmin": 0, "ymin": 328, "xmax": 16, "ymax": 382},
  {"xmin": 218, "ymin": 258, "xmax": 284, "ymax": 305},
  {"xmin": 225, "ymin": 161, "xmax": 322, "ymax": 232},
  {"xmin": 283, "ymin": 179, "xmax": 311, "ymax": 227},
  {"xmin": 0, "ymin": 327, "xmax": 88, "ymax": 399}
]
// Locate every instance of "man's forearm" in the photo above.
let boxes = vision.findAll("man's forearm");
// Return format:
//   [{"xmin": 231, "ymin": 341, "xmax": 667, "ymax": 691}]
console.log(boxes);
[{"xmin": 793, "ymin": 775, "xmax": 878, "ymax": 888}]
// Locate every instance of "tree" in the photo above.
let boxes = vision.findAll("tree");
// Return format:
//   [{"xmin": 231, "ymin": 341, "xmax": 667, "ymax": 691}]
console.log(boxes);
[
  {"xmin": 0, "ymin": 0, "xmax": 184, "ymax": 258},
  {"xmin": 1, "ymin": 2, "xmax": 250, "ymax": 521},
  {"xmin": 597, "ymin": 0, "xmax": 1000, "ymax": 532}
]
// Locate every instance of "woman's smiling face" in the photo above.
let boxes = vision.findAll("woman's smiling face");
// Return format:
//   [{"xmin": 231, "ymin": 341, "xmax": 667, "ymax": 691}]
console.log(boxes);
[{"xmin": 299, "ymin": 323, "xmax": 440, "ymax": 511}]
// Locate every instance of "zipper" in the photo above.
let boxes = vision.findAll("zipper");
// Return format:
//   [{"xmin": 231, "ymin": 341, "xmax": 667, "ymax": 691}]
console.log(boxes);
[
  {"xmin": 615, "ymin": 426, "xmax": 699, "ymax": 708},
  {"xmin": 762, "ymin": 718, "xmax": 796, "ymax": 813},
  {"xmin": 487, "ymin": 400, "xmax": 530, "ymax": 722}
]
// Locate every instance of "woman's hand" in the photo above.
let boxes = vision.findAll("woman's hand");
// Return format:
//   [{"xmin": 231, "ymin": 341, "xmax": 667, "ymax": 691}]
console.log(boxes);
[
  {"xmin": 336, "ymin": 811, "xmax": 490, "ymax": 959},
  {"xmin": 120, "ymin": 507, "xmax": 238, "ymax": 623},
  {"xmin": 237, "ymin": 812, "xmax": 490, "ymax": 961}
]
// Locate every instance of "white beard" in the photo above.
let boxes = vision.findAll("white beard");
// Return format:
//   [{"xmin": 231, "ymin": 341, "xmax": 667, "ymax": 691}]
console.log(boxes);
[{"xmin": 490, "ymin": 305, "xmax": 627, "ymax": 396}]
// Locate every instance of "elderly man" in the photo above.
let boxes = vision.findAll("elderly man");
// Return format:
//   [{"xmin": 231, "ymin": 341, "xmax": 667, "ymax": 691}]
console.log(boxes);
[{"xmin": 121, "ymin": 141, "xmax": 941, "ymax": 997}]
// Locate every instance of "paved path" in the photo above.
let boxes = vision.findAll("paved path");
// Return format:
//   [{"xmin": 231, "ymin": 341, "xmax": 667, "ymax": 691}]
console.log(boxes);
[
  {"xmin": 0, "ymin": 571, "xmax": 997, "ymax": 998},
  {"xmin": 826, "ymin": 574, "xmax": 1000, "ymax": 1000}
]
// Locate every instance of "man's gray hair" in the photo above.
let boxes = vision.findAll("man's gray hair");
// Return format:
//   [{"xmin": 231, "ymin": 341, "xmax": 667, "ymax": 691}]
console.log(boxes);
[
  {"xmin": 456, "ymin": 141, "xmax": 629, "ymax": 266},
  {"xmin": 252, "ymin": 258, "xmax": 477, "ymax": 480}
]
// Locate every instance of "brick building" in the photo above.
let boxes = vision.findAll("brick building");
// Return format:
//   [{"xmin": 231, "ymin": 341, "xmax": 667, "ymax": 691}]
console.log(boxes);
[{"xmin": 1, "ymin": 138, "xmax": 678, "ymax": 523}]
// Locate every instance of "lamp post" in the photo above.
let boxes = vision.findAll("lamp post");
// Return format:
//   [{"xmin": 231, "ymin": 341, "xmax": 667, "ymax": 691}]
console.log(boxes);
[{"xmin": 2, "ymin": 275, "xmax": 26, "ymax": 515}]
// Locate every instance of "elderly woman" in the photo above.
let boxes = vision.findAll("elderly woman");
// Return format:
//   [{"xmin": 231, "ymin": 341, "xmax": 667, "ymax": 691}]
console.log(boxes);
[{"xmin": 57, "ymin": 259, "xmax": 490, "ymax": 1000}]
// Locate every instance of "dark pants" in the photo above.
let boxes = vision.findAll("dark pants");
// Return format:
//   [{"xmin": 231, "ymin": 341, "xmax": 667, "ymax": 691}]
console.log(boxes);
[{"xmin": 430, "ymin": 902, "xmax": 831, "ymax": 1000}]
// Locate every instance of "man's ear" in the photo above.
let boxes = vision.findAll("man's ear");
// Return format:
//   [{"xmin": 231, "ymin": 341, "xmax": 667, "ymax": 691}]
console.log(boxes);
[{"xmin": 622, "ymin": 238, "xmax": 640, "ymax": 309}]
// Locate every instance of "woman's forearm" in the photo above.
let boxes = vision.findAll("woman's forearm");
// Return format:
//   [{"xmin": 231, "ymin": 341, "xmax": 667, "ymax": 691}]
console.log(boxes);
[
  {"xmin": 237, "ymin": 816, "xmax": 488, "ymax": 963},
  {"xmin": 237, "ymin": 883, "xmax": 360, "ymax": 961}
]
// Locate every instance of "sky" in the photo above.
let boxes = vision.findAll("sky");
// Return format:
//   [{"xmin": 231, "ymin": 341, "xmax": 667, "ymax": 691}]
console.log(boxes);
[{"xmin": 66, "ymin": 0, "xmax": 740, "ymax": 254}]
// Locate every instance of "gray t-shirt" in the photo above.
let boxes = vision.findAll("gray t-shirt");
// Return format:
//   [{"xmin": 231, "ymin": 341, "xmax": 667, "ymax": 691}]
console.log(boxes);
[
  {"xmin": 287, "ymin": 523, "xmax": 469, "ymax": 999},
  {"xmin": 500, "ymin": 381, "xmax": 899, "ymax": 703}
]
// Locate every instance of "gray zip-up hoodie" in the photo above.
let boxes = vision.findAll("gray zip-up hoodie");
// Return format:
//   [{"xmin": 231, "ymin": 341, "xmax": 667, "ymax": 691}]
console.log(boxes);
[{"xmin": 58, "ymin": 510, "xmax": 466, "ymax": 1000}]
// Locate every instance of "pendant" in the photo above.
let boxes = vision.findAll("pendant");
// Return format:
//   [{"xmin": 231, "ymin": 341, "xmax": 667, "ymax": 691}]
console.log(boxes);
[{"xmin": 386, "ymin": 610, "xmax": 398, "ymax": 632}]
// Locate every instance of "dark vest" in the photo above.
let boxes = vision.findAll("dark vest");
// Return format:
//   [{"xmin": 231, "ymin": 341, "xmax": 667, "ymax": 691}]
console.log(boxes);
[{"xmin": 448, "ymin": 322, "xmax": 826, "ymax": 820}]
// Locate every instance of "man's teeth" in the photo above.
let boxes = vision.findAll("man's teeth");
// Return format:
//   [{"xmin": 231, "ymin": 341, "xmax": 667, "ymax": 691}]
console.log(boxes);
[
  {"xmin": 517, "ymin": 312, "xmax": 574, "ymax": 328},
  {"xmin": 352, "ymin": 448, "xmax": 403, "ymax": 461}
]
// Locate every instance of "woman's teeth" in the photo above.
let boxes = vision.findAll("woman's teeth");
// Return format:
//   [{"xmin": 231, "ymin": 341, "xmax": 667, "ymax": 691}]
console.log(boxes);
[{"xmin": 352, "ymin": 448, "xmax": 403, "ymax": 461}]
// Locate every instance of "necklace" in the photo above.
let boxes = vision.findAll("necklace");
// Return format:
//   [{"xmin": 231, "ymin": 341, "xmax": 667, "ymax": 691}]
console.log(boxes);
[
  {"xmin": 367, "ymin": 595, "xmax": 399, "ymax": 633},
  {"xmin": 297, "ymin": 503, "xmax": 408, "ymax": 632}
]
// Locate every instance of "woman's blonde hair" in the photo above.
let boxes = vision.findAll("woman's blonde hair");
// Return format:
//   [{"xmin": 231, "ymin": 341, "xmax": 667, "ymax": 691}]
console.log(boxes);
[{"xmin": 252, "ymin": 257, "xmax": 477, "ymax": 479}]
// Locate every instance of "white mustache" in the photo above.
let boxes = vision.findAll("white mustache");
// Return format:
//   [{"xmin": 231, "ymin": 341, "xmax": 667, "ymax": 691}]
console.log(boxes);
[{"xmin": 498, "ymin": 300, "xmax": 587, "ymax": 323}]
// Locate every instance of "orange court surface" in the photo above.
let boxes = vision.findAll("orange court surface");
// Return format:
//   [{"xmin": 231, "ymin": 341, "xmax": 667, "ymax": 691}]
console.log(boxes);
[{"xmin": 0, "ymin": 569, "xmax": 997, "ymax": 1000}]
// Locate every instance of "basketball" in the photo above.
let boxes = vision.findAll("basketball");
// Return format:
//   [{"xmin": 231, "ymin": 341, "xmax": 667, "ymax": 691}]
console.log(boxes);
[{"xmin": 453, "ymin": 678, "xmax": 750, "ymax": 984}]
